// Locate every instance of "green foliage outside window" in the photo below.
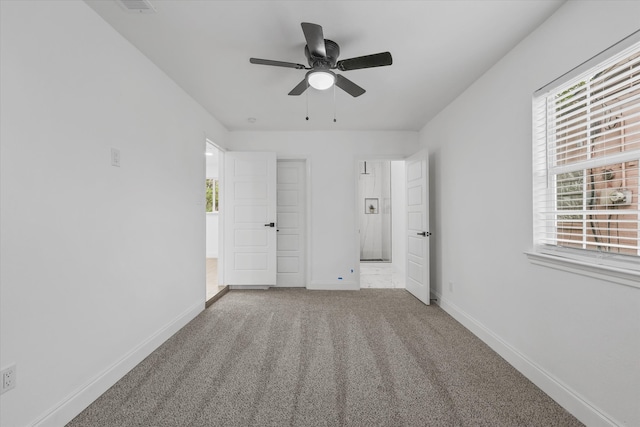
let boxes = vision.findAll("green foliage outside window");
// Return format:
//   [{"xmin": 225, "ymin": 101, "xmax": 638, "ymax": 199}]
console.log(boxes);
[
  {"xmin": 206, "ymin": 179, "xmax": 219, "ymax": 212},
  {"xmin": 557, "ymin": 171, "xmax": 584, "ymax": 220}
]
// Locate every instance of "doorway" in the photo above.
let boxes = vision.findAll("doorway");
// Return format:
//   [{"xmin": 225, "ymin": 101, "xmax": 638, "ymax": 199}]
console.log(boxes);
[
  {"xmin": 205, "ymin": 141, "xmax": 225, "ymax": 302},
  {"xmin": 359, "ymin": 160, "xmax": 392, "ymax": 262},
  {"xmin": 358, "ymin": 160, "xmax": 406, "ymax": 288}
]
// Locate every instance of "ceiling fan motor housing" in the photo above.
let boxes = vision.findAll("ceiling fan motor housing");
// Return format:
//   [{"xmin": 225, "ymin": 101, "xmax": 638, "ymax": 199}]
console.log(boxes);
[{"xmin": 305, "ymin": 39, "xmax": 340, "ymax": 69}]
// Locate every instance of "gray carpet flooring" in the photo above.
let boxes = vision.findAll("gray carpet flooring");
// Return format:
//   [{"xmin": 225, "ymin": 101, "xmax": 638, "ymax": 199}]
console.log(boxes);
[{"xmin": 68, "ymin": 289, "xmax": 583, "ymax": 426}]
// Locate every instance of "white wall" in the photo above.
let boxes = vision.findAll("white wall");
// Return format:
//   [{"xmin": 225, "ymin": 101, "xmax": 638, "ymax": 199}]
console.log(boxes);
[
  {"xmin": 229, "ymin": 131, "xmax": 418, "ymax": 289},
  {"xmin": 0, "ymin": 2, "xmax": 228, "ymax": 426},
  {"xmin": 419, "ymin": 1, "xmax": 640, "ymax": 426}
]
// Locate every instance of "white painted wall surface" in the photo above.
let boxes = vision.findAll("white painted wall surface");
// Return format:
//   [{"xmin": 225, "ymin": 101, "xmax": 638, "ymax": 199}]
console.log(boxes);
[
  {"xmin": 0, "ymin": 2, "xmax": 228, "ymax": 426},
  {"xmin": 229, "ymin": 132, "xmax": 418, "ymax": 289},
  {"xmin": 419, "ymin": 1, "xmax": 640, "ymax": 426}
]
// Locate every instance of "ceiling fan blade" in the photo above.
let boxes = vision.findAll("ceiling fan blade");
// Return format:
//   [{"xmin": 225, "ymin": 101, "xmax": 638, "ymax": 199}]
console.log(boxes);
[
  {"xmin": 336, "ymin": 52, "xmax": 392, "ymax": 71},
  {"xmin": 250, "ymin": 58, "xmax": 306, "ymax": 69},
  {"xmin": 301, "ymin": 22, "xmax": 326, "ymax": 58},
  {"xmin": 288, "ymin": 79, "xmax": 308, "ymax": 96},
  {"xmin": 335, "ymin": 74, "xmax": 365, "ymax": 97}
]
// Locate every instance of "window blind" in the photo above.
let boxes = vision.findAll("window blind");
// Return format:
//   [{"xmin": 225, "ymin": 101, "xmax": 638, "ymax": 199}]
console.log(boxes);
[{"xmin": 533, "ymin": 38, "xmax": 640, "ymax": 267}]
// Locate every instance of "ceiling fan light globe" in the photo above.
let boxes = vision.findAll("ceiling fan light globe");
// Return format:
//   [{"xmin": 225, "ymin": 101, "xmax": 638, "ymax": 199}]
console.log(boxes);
[{"xmin": 308, "ymin": 71, "xmax": 335, "ymax": 90}]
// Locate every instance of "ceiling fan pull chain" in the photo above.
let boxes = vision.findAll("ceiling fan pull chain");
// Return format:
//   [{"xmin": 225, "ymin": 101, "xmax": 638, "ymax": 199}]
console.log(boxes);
[
  {"xmin": 333, "ymin": 83, "xmax": 337, "ymax": 123},
  {"xmin": 306, "ymin": 85, "xmax": 309, "ymax": 121}
]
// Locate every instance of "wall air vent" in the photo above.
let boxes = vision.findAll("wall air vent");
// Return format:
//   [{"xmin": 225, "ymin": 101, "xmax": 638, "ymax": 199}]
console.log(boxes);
[{"xmin": 117, "ymin": 0, "xmax": 156, "ymax": 14}]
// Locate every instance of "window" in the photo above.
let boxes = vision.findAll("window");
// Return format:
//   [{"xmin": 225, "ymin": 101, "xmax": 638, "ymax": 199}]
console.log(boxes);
[
  {"xmin": 532, "ymin": 36, "xmax": 640, "ymax": 276},
  {"xmin": 206, "ymin": 178, "xmax": 219, "ymax": 213}
]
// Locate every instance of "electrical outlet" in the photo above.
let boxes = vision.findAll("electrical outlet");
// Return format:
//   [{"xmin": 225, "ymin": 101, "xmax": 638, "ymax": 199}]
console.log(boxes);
[{"xmin": 1, "ymin": 364, "xmax": 16, "ymax": 394}]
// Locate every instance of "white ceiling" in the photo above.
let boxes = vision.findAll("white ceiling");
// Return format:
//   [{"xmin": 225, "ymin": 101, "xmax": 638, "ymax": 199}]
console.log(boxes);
[{"xmin": 85, "ymin": 0, "xmax": 564, "ymax": 132}]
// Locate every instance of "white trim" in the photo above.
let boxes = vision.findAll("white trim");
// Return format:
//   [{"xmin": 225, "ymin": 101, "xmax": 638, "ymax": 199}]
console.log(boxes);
[
  {"xmin": 354, "ymin": 159, "xmax": 362, "ymax": 288},
  {"xmin": 205, "ymin": 136, "xmax": 226, "ymax": 152},
  {"xmin": 435, "ymin": 293, "xmax": 622, "ymax": 427},
  {"xmin": 525, "ymin": 251, "xmax": 640, "ymax": 289},
  {"xmin": 32, "ymin": 301, "xmax": 203, "ymax": 427},
  {"xmin": 217, "ymin": 150, "xmax": 225, "ymax": 287},
  {"xmin": 308, "ymin": 280, "xmax": 359, "ymax": 290}
]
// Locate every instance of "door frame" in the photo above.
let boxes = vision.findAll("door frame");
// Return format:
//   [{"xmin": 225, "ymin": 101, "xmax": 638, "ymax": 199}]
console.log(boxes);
[{"xmin": 354, "ymin": 155, "xmax": 406, "ymax": 288}]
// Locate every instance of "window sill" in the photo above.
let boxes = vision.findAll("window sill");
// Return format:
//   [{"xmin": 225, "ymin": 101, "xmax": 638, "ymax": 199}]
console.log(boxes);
[
  {"xmin": 206, "ymin": 211, "xmax": 219, "ymax": 216},
  {"xmin": 525, "ymin": 251, "xmax": 640, "ymax": 289}
]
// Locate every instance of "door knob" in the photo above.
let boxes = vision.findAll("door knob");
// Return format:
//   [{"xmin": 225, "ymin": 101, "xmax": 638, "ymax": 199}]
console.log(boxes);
[
  {"xmin": 417, "ymin": 231, "xmax": 432, "ymax": 237},
  {"xmin": 264, "ymin": 222, "xmax": 275, "ymax": 227}
]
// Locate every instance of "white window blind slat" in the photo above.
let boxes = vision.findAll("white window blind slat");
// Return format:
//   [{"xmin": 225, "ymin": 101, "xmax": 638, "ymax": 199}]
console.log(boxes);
[{"xmin": 549, "ymin": 94, "xmax": 640, "ymax": 142}]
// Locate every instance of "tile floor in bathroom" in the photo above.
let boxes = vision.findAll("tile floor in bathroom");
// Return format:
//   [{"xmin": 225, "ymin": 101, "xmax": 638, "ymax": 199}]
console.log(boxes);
[{"xmin": 360, "ymin": 262, "xmax": 403, "ymax": 288}]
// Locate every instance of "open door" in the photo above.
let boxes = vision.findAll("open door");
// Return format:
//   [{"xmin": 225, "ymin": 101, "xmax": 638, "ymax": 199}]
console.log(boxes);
[
  {"xmin": 224, "ymin": 152, "xmax": 277, "ymax": 286},
  {"xmin": 406, "ymin": 150, "xmax": 430, "ymax": 304}
]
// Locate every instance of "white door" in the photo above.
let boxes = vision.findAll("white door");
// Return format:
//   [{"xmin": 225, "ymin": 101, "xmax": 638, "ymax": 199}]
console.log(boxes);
[
  {"xmin": 224, "ymin": 152, "xmax": 277, "ymax": 286},
  {"xmin": 276, "ymin": 160, "xmax": 306, "ymax": 287},
  {"xmin": 406, "ymin": 150, "xmax": 430, "ymax": 304}
]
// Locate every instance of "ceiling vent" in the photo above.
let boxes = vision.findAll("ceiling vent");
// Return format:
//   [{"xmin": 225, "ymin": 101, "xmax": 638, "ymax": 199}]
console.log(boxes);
[{"xmin": 117, "ymin": 0, "xmax": 156, "ymax": 14}]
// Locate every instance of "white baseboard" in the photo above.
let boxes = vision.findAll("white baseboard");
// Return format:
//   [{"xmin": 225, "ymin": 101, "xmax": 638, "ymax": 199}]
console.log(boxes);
[
  {"xmin": 33, "ymin": 301, "xmax": 204, "ymax": 427},
  {"xmin": 307, "ymin": 280, "xmax": 359, "ymax": 290},
  {"xmin": 434, "ymin": 292, "xmax": 620, "ymax": 427}
]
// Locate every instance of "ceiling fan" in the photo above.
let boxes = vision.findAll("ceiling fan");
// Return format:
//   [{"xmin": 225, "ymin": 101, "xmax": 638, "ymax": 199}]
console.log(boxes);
[{"xmin": 250, "ymin": 22, "xmax": 392, "ymax": 98}]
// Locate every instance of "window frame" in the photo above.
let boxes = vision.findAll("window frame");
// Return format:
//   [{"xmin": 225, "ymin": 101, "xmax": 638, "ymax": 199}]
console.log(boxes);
[{"xmin": 529, "ymin": 30, "xmax": 640, "ymax": 287}]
